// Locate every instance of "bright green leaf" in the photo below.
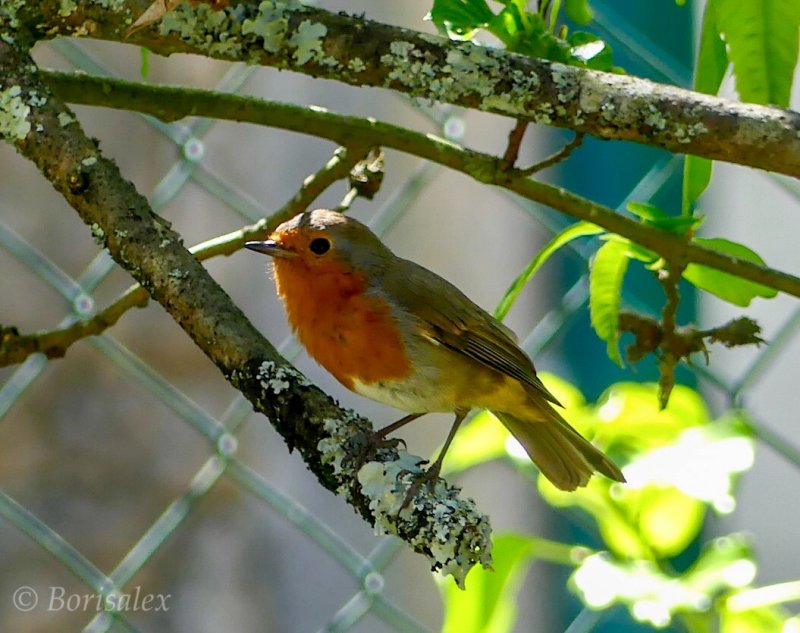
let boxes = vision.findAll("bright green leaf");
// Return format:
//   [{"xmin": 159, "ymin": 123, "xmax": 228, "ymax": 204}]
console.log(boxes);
[
  {"xmin": 683, "ymin": 3, "xmax": 728, "ymax": 212},
  {"xmin": 590, "ymin": 240, "xmax": 629, "ymax": 366},
  {"xmin": 140, "ymin": 46, "xmax": 151, "ymax": 78},
  {"xmin": 591, "ymin": 382, "xmax": 710, "ymax": 452},
  {"xmin": 568, "ymin": 32, "xmax": 614, "ymax": 71},
  {"xmin": 626, "ymin": 201, "xmax": 704, "ymax": 234},
  {"xmin": 494, "ymin": 221, "xmax": 603, "ymax": 321},
  {"xmin": 639, "ymin": 488, "xmax": 706, "ymax": 557},
  {"xmin": 428, "ymin": 0, "xmax": 496, "ymax": 33},
  {"xmin": 565, "ymin": 0, "xmax": 593, "ymax": 25},
  {"xmin": 601, "ymin": 234, "xmax": 658, "ymax": 264},
  {"xmin": 683, "ymin": 238, "xmax": 778, "ymax": 306},
  {"xmin": 572, "ymin": 534, "xmax": 757, "ymax": 629},
  {"xmin": 623, "ymin": 414, "xmax": 755, "ymax": 514},
  {"xmin": 683, "ymin": 156, "xmax": 713, "ymax": 214},
  {"xmin": 713, "ymin": 0, "xmax": 800, "ymax": 106},
  {"xmin": 438, "ymin": 534, "xmax": 541, "ymax": 633},
  {"xmin": 694, "ymin": 1, "xmax": 729, "ymax": 95}
]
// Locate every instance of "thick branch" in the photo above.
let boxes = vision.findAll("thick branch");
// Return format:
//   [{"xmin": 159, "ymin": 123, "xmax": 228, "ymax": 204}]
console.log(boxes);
[
  {"xmin": 22, "ymin": 0, "xmax": 800, "ymax": 178},
  {"xmin": 0, "ymin": 39, "xmax": 491, "ymax": 586},
  {"xmin": 41, "ymin": 71, "xmax": 800, "ymax": 299}
]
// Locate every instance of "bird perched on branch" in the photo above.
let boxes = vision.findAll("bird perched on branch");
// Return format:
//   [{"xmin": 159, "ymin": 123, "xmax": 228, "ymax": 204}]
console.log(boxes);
[{"xmin": 246, "ymin": 209, "xmax": 624, "ymax": 491}]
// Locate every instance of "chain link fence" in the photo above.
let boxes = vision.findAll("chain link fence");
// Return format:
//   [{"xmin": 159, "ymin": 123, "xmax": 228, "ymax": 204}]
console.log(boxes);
[{"xmin": 2, "ymin": 3, "xmax": 799, "ymax": 632}]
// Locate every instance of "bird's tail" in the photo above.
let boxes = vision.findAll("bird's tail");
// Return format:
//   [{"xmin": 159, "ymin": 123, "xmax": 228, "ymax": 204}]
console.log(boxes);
[{"xmin": 492, "ymin": 407, "xmax": 624, "ymax": 491}]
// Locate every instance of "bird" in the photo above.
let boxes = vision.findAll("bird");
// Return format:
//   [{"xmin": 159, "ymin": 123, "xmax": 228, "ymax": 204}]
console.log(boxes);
[{"xmin": 245, "ymin": 209, "xmax": 624, "ymax": 491}]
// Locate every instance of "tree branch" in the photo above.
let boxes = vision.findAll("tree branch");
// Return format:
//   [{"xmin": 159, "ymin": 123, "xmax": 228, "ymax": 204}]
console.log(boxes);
[
  {"xmin": 40, "ymin": 70, "xmax": 800, "ymax": 299},
  {"xmin": 0, "ymin": 39, "xmax": 491, "ymax": 587},
  {"xmin": 21, "ymin": 0, "xmax": 800, "ymax": 178}
]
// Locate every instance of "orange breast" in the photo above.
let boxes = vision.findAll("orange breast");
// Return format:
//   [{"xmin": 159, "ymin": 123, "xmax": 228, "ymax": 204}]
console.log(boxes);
[{"xmin": 273, "ymin": 258, "xmax": 412, "ymax": 390}]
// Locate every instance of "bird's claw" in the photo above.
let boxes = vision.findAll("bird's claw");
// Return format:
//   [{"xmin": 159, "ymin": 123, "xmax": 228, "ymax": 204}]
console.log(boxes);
[{"xmin": 397, "ymin": 462, "xmax": 442, "ymax": 512}]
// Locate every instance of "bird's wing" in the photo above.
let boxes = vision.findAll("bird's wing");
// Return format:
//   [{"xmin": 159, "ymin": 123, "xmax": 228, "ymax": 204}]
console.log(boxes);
[{"xmin": 384, "ymin": 259, "xmax": 562, "ymax": 406}]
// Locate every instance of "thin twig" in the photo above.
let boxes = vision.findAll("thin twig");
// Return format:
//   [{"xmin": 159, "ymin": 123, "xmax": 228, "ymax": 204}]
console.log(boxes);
[
  {"xmin": 499, "ymin": 121, "xmax": 529, "ymax": 171},
  {"xmin": 38, "ymin": 71, "xmax": 800, "ymax": 297},
  {"xmin": 519, "ymin": 132, "xmax": 585, "ymax": 176}
]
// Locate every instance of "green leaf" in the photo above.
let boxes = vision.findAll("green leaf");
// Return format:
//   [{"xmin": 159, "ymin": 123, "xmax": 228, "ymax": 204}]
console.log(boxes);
[
  {"xmin": 683, "ymin": 156, "xmax": 713, "ymax": 214},
  {"xmin": 683, "ymin": 238, "xmax": 778, "ymax": 306},
  {"xmin": 438, "ymin": 534, "xmax": 541, "ymax": 633},
  {"xmin": 713, "ymin": 0, "xmax": 800, "ymax": 106},
  {"xmin": 494, "ymin": 221, "xmax": 604, "ymax": 321},
  {"xmin": 694, "ymin": 2, "xmax": 729, "ymax": 96},
  {"xmin": 140, "ymin": 46, "xmax": 151, "ymax": 78},
  {"xmin": 428, "ymin": 0, "xmax": 496, "ymax": 33},
  {"xmin": 683, "ymin": 3, "xmax": 728, "ymax": 212},
  {"xmin": 590, "ymin": 240, "xmax": 629, "ymax": 366},
  {"xmin": 623, "ymin": 413, "xmax": 755, "ymax": 515},
  {"xmin": 626, "ymin": 201, "xmax": 704, "ymax": 235},
  {"xmin": 567, "ymin": 32, "xmax": 614, "ymax": 71},
  {"xmin": 565, "ymin": 0, "xmax": 593, "ymax": 25},
  {"xmin": 572, "ymin": 534, "xmax": 757, "ymax": 629}
]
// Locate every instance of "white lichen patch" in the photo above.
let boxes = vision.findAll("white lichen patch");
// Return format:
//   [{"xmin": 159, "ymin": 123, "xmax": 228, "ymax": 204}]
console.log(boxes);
[
  {"xmin": 241, "ymin": 0, "xmax": 294, "ymax": 53},
  {"xmin": 643, "ymin": 104, "xmax": 667, "ymax": 131},
  {"xmin": 27, "ymin": 90, "xmax": 47, "ymax": 107},
  {"xmin": 58, "ymin": 112, "xmax": 76, "ymax": 127},
  {"xmin": 0, "ymin": 85, "xmax": 31, "ymax": 141},
  {"xmin": 91, "ymin": 0, "xmax": 126, "ymax": 10},
  {"xmin": 289, "ymin": 20, "xmax": 327, "ymax": 64},
  {"xmin": 673, "ymin": 121, "xmax": 709, "ymax": 144},
  {"xmin": 442, "ymin": 45, "xmax": 503, "ymax": 98},
  {"xmin": 257, "ymin": 359, "xmax": 309, "ymax": 395},
  {"xmin": 348, "ymin": 57, "xmax": 366, "ymax": 73},
  {"xmin": 81, "ymin": 156, "xmax": 98, "ymax": 167},
  {"xmin": 90, "ymin": 223, "xmax": 105, "ymax": 245},
  {"xmin": 551, "ymin": 63, "xmax": 580, "ymax": 104},
  {"xmin": 168, "ymin": 268, "xmax": 189, "ymax": 279},
  {"xmin": 355, "ymin": 455, "xmax": 493, "ymax": 588}
]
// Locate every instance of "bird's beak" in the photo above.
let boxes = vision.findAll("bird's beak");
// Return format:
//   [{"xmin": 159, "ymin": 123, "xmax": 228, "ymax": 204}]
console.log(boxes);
[{"xmin": 244, "ymin": 240, "xmax": 296, "ymax": 258}]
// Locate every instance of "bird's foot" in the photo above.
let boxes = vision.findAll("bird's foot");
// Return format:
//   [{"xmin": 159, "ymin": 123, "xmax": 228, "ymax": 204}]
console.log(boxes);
[{"xmin": 397, "ymin": 460, "xmax": 443, "ymax": 512}]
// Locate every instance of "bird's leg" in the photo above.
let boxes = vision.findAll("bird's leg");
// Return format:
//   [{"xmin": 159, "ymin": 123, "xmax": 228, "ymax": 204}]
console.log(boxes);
[
  {"xmin": 399, "ymin": 409, "xmax": 467, "ymax": 510},
  {"xmin": 375, "ymin": 412, "xmax": 424, "ymax": 444},
  {"xmin": 345, "ymin": 412, "xmax": 425, "ymax": 473}
]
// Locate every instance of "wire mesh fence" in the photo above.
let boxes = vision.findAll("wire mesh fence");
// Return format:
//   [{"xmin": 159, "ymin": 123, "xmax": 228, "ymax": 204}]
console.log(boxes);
[{"xmin": 2, "ymin": 4, "xmax": 799, "ymax": 633}]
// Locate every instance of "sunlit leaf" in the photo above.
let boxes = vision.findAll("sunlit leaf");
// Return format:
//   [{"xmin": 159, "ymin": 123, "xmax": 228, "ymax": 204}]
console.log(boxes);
[
  {"xmin": 572, "ymin": 534, "xmax": 757, "ymax": 629},
  {"xmin": 565, "ymin": 0, "xmax": 593, "ymax": 25},
  {"xmin": 590, "ymin": 240, "xmax": 629, "ymax": 366},
  {"xmin": 683, "ymin": 2, "xmax": 728, "ymax": 212},
  {"xmin": 683, "ymin": 238, "xmax": 778, "ymax": 306},
  {"xmin": 623, "ymin": 413, "xmax": 755, "ymax": 514},
  {"xmin": 712, "ymin": 0, "xmax": 800, "ymax": 106},
  {"xmin": 572, "ymin": 554, "xmax": 709, "ymax": 628},
  {"xmin": 626, "ymin": 201, "xmax": 704, "ymax": 235},
  {"xmin": 439, "ymin": 534, "xmax": 542, "ymax": 633},
  {"xmin": 683, "ymin": 156, "xmax": 713, "ymax": 214},
  {"xmin": 428, "ymin": 0, "xmax": 495, "ymax": 30},
  {"xmin": 591, "ymin": 383, "xmax": 710, "ymax": 452},
  {"xmin": 494, "ymin": 221, "xmax": 603, "ymax": 321},
  {"xmin": 568, "ymin": 32, "xmax": 614, "ymax": 71}
]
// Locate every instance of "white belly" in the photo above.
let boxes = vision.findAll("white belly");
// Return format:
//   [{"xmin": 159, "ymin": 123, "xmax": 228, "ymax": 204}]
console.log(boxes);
[{"xmin": 351, "ymin": 377, "xmax": 452, "ymax": 413}]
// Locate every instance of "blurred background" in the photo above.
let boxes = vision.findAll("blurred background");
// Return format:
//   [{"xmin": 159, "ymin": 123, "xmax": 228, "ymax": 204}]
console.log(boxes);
[{"xmin": 1, "ymin": 1, "xmax": 798, "ymax": 631}]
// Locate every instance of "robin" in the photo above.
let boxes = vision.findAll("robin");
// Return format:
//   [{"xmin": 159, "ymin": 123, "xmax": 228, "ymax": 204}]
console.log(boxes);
[{"xmin": 246, "ymin": 209, "xmax": 624, "ymax": 491}]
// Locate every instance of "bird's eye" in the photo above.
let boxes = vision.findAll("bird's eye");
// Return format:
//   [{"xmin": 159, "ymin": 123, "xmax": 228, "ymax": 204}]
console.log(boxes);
[{"xmin": 309, "ymin": 237, "xmax": 331, "ymax": 255}]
